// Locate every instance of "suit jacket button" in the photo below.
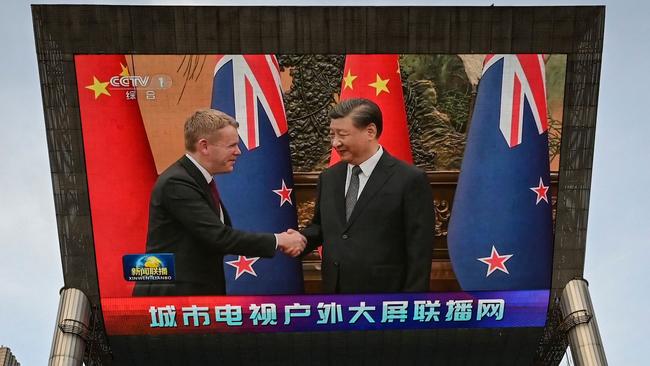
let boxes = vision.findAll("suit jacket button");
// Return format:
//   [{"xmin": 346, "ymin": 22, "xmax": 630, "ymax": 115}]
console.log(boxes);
[{"xmin": 342, "ymin": 234, "xmax": 349, "ymax": 240}]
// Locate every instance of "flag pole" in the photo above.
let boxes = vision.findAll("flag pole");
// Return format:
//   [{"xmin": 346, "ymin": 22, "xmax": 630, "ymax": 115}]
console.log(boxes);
[
  {"xmin": 49, "ymin": 288, "xmax": 91, "ymax": 366},
  {"xmin": 559, "ymin": 278, "xmax": 608, "ymax": 365}
]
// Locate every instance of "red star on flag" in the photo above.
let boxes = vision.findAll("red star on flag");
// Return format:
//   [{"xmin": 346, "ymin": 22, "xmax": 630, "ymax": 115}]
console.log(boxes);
[
  {"xmin": 529, "ymin": 177, "xmax": 549, "ymax": 205},
  {"xmin": 272, "ymin": 179, "xmax": 293, "ymax": 206},
  {"xmin": 477, "ymin": 246, "xmax": 513, "ymax": 277},
  {"xmin": 226, "ymin": 256, "xmax": 259, "ymax": 279}
]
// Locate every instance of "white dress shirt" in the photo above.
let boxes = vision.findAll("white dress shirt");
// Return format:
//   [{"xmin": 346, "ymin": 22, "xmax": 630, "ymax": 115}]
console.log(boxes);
[{"xmin": 344, "ymin": 146, "xmax": 384, "ymax": 199}]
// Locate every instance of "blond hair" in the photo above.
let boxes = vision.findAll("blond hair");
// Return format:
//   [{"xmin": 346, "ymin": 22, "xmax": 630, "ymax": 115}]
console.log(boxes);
[{"xmin": 184, "ymin": 109, "xmax": 239, "ymax": 152}]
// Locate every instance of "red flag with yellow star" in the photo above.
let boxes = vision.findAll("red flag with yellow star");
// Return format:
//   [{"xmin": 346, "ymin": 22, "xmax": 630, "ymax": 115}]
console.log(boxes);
[
  {"xmin": 330, "ymin": 54, "xmax": 413, "ymax": 165},
  {"xmin": 75, "ymin": 55, "xmax": 158, "ymax": 298}
]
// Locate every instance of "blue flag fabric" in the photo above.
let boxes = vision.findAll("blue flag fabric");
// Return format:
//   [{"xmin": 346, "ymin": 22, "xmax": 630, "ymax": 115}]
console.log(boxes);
[
  {"xmin": 447, "ymin": 55, "xmax": 553, "ymax": 291},
  {"xmin": 211, "ymin": 55, "xmax": 304, "ymax": 295}
]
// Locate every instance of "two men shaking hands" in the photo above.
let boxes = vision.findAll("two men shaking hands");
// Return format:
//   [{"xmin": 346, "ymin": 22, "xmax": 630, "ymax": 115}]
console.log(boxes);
[{"xmin": 134, "ymin": 98, "xmax": 433, "ymax": 296}]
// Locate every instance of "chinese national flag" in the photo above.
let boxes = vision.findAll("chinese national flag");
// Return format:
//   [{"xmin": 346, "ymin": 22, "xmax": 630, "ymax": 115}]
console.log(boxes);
[
  {"xmin": 330, "ymin": 54, "xmax": 413, "ymax": 165},
  {"xmin": 75, "ymin": 55, "xmax": 158, "ymax": 298}
]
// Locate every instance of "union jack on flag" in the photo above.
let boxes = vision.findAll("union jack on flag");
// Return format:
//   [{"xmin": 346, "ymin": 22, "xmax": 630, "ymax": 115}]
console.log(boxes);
[
  {"xmin": 483, "ymin": 54, "xmax": 548, "ymax": 148},
  {"xmin": 213, "ymin": 55, "xmax": 288, "ymax": 151},
  {"xmin": 448, "ymin": 54, "xmax": 553, "ymax": 291},
  {"xmin": 211, "ymin": 55, "xmax": 303, "ymax": 295}
]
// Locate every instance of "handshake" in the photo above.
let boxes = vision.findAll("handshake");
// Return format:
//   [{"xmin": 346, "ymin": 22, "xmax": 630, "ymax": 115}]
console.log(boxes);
[{"xmin": 276, "ymin": 229, "xmax": 307, "ymax": 257}]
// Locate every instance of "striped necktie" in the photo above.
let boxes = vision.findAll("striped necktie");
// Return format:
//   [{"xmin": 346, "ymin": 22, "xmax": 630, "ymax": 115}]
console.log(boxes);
[{"xmin": 345, "ymin": 165, "xmax": 362, "ymax": 221}]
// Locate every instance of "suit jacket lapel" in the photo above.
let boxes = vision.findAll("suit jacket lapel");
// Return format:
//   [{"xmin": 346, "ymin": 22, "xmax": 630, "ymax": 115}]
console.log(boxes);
[
  {"xmin": 179, "ymin": 156, "xmax": 221, "ymax": 217},
  {"xmin": 344, "ymin": 151, "xmax": 397, "ymax": 231},
  {"xmin": 221, "ymin": 205, "xmax": 232, "ymax": 226}
]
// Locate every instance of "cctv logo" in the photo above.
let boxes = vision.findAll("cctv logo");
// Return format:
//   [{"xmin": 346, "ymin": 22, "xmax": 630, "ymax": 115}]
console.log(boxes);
[{"xmin": 109, "ymin": 75, "xmax": 150, "ymax": 88}]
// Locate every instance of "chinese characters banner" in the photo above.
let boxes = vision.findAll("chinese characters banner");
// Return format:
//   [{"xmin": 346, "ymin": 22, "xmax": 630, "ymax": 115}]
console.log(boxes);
[{"xmin": 102, "ymin": 290, "xmax": 549, "ymax": 335}]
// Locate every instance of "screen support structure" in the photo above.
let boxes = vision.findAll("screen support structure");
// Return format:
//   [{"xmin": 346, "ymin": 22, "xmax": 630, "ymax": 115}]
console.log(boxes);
[
  {"xmin": 49, "ymin": 288, "xmax": 91, "ymax": 366},
  {"xmin": 560, "ymin": 278, "xmax": 608, "ymax": 366}
]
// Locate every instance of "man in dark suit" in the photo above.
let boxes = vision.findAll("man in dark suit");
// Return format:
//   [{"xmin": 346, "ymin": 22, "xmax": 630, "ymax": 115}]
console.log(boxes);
[
  {"xmin": 134, "ymin": 109, "xmax": 305, "ymax": 296},
  {"xmin": 300, "ymin": 98, "xmax": 434, "ymax": 293}
]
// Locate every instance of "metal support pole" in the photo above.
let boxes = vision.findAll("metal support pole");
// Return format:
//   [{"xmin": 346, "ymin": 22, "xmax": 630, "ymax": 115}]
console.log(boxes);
[
  {"xmin": 49, "ymin": 288, "xmax": 91, "ymax": 366},
  {"xmin": 560, "ymin": 278, "xmax": 607, "ymax": 366}
]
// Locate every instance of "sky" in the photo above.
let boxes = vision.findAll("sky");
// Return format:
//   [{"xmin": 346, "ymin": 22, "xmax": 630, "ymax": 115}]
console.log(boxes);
[{"xmin": 0, "ymin": 0, "xmax": 648, "ymax": 365}]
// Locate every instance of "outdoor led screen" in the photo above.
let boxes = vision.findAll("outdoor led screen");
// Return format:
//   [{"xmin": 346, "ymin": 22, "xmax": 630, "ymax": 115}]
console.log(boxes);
[{"xmin": 72, "ymin": 53, "xmax": 566, "ymax": 335}]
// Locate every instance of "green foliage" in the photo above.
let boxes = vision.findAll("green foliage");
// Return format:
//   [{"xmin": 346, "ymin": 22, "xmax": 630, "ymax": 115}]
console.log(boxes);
[
  {"xmin": 437, "ymin": 89, "xmax": 472, "ymax": 134},
  {"xmin": 400, "ymin": 55, "xmax": 472, "ymax": 96},
  {"xmin": 545, "ymin": 54, "xmax": 567, "ymax": 106},
  {"xmin": 400, "ymin": 54, "xmax": 472, "ymax": 137},
  {"xmin": 548, "ymin": 113, "xmax": 562, "ymax": 164}
]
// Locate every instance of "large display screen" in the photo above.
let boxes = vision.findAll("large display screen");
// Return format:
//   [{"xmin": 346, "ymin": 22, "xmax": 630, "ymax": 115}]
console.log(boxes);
[{"xmin": 74, "ymin": 53, "xmax": 566, "ymax": 335}]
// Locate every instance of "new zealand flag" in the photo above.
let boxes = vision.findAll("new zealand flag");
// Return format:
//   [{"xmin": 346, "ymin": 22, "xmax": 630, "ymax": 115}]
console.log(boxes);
[
  {"xmin": 211, "ymin": 55, "xmax": 304, "ymax": 295},
  {"xmin": 448, "ymin": 54, "xmax": 553, "ymax": 291}
]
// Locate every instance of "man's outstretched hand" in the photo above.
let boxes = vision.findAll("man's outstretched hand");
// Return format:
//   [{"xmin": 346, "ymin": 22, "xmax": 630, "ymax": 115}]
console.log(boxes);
[{"xmin": 276, "ymin": 229, "xmax": 307, "ymax": 257}]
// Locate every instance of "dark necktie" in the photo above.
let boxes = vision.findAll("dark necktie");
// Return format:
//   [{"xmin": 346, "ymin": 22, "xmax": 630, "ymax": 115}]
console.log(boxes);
[
  {"xmin": 208, "ymin": 179, "xmax": 222, "ymax": 212},
  {"xmin": 345, "ymin": 165, "xmax": 362, "ymax": 221}
]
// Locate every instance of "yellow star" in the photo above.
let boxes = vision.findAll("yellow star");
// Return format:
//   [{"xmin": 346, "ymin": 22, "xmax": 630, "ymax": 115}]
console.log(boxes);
[
  {"xmin": 119, "ymin": 63, "xmax": 130, "ymax": 77},
  {"xmin": 85, "ymin": 76, "xmax": 111, "ymax": 99},
  {"xmin": 343, "ymin": 69, "xmax": 357, "ymax": 90},
  {"xmin": 368, "ymin": 74, "xmax": 390, "ymax": 96}
]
